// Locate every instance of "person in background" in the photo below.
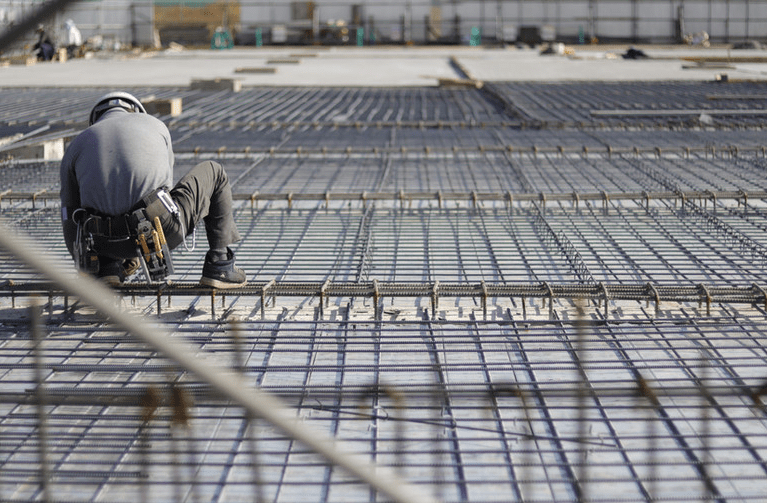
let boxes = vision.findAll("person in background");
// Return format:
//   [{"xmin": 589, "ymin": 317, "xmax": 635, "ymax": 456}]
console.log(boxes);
[
  {"xmin": 63, "ymin": 19, "xmax": 83, "ymax": 59},
  {"xmin": 33, "ymin": 24, "xmax": 55, "ymax": 61}
]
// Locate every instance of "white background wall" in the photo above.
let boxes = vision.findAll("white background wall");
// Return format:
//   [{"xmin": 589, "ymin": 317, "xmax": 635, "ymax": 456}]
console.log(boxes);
[{"xmin": 1, "ymin": 1, "xmax": 765, "ymax": 47}]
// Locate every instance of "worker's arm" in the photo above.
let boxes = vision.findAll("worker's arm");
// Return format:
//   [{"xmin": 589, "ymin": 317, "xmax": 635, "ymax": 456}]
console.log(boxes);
[
  {"xmin": 59, "ymin": 147, "xmax": 81, "ymax": 258},
  {"xmin": 164, "ymin": 124, "xmax": 175, "ymax": 183}
]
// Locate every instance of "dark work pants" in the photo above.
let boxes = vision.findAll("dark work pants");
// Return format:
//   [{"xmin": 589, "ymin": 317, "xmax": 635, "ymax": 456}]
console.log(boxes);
[
  {"xmin": 79, "ymin": 160, "xmax": 239, "ymax": 267},
  {"xmin": 163, "ymin": 160, "xmax": 241, "ymax": 251},
  {"xmin": 37, "ymin": 43, "xmax": 54, "ymax": 61}
]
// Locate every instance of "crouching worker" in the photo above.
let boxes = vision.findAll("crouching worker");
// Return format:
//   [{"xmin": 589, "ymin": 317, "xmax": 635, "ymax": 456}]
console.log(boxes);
[{"xmin": 60, "ymin": 91, "xmax": 246, "ymax": 288}]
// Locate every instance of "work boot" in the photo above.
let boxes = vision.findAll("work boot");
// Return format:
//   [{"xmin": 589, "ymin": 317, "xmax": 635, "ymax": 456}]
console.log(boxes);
[
  {"xmin": 96, "ymin": 259, "xmax": 125, "ymax": 286},
  {"xmin": 200, "ymin": 247, "xmax": 247, "ymax": 288},
  {"xmin": 95, "ymin": 257, "xmax": 141, "ymax": 286},
  {"xmin": 123, "ymin": 257, "xmax": 140, "ymax": 278}
]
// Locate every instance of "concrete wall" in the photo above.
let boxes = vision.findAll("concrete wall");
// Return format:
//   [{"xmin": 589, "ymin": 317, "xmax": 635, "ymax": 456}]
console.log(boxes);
[{"xmin": 1, "ymin": 1, "xmax": 765, "ymax": 47}]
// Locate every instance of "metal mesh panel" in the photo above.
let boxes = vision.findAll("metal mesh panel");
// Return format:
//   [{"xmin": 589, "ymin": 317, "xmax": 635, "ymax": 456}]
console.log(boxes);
[
  {"xmin": 489, "ymin": 81, "xmax": 767, "ymax": 127},
  {"xmin": 2, "ymin": 83, "xmax": 767, "ymax": 503},
  {"xmin": 3, "ymin": 313, "xmax": 767, "ymax": 502}
]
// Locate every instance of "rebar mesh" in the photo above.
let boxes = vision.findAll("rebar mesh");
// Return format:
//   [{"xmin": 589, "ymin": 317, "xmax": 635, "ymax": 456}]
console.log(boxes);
[
  {"xmin": 2, "ymin": 83, "xmax": 767, "ymax": 502},
  {"xmin": 489, "ymin": 81, "xmax": 767, "ymax": 127},
  {"xmin": 4, "ymin": 312, "xmax": 767, "ymax": 502}
]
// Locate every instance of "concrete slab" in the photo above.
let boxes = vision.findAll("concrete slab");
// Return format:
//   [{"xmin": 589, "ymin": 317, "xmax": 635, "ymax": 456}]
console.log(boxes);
[
  {"xmin": 457, "ymin": 45, "xmax": 767, "ymax": 82},
  {"xmin": 0, "ymin": 47, "xmax": 459, "ymax": 87},
  {"xmin": 2, "ymin": 45, "xmax": 766, "ymax": 88}
]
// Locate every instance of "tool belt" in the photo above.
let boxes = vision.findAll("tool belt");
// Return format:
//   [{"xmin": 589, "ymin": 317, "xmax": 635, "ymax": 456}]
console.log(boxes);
[{"xmin": 71, "ymin": 188, "xmax": 179, "ymax": 283}]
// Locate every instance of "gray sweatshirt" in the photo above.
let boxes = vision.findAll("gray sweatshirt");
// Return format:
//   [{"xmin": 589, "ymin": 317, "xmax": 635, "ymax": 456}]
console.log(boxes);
[{"xmin": 60, "ymin": 108, "xmax": 174, "ymax": 254}]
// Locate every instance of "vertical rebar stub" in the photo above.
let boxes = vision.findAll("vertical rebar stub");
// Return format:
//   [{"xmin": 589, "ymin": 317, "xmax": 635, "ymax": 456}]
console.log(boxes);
[
  {"xmin": 646, "ymin": 282, "xmax": 661, "ymax": 316},
  {"xmin": 543, "ymin": 282, "xmax": 554, "ymax": 319},
  {"xmin": 698, "ymin": 283, "xmax": 712, "ymax": 316},
  {"xmin": 431, "ymin": 281, "xmax": 440, "ymax": 318},
  {"xmin": 319, "ymin": 279, "xmax": 330, "ymax": 318},
  {"xmin": 261, "ymin": 279, "xmax": 275, "ymax": 319},
  {"xmin": 600, "ymin": 282, "xmax": 610, "ymax": 319}
]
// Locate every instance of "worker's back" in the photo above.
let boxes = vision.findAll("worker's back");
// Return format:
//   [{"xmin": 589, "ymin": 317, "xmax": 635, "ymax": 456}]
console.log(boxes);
[{"xmin": 60, "ymin": 108, "xmax": 174, "ymax": 216}]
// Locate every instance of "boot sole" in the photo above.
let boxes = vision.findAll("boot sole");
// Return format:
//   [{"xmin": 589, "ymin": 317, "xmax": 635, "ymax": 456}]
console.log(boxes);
[{"xmin": 200, "ymin": 276, "xmax": 247, "ymax": 289}]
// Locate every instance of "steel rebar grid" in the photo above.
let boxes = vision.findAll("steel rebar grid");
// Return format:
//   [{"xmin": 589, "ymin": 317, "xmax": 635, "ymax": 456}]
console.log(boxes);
[
  {"xmin": 2, "ymin": 187, "xmax": 766, "ymax": 207},
  {"xmin": 4, "ymin": 84, "xmax": 767, "ymax": 133},
  {"xmin": 4, "ymin": 154, "xmax": 765, "ymax": 290},
  {"xmin": 4, "ymin": 202, "xmax": 767, "ymax": 296},
  {"xmin": 0, "ymin": 280, "xmax": 766, "ymax": 321},
  {"xmin": 5, "ymin": 147, "xmax": 767, "ymax": 201},
  {"xmin": 4, "ymin": 308, "xmax": 767, "ymax": 502},
  {"xmin": 487, "ymin": 81, "xmax": 767, "ymax": 127},
  {"xmin": 0, "ymin": 225, "xmax": 441, "ymax": 503},
  {"xmin": 3, "ymin": 80, "xmax": 767, "ymax": 503}
]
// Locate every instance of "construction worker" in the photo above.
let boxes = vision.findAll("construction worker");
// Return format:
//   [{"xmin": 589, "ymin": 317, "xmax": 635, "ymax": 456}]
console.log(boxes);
[
  {"xmin": 33, "ymin": 24, "xmax": 55, "ymax": 61},
  {"xmin": 63, "ymin": 19, "xmax": 83, "ymax": 59},
  {"xmin": 60, "ymin": 91, "xmax": 247, "ymax": 288}
]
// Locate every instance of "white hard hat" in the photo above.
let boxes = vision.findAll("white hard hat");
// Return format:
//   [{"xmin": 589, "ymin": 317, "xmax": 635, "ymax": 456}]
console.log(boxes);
[{"xmin": 89, "ymin": 91, "xmax": 147, "ymax": 125}]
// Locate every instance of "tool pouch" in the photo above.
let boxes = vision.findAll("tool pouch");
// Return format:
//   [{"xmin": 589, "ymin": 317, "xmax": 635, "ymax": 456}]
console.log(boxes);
[
  {"xmin": 133, "ymin": 214, "xmax": 174, "ymax": 282},
  {"xmin": 130, "ymin": 188, "xmax": 177, "ymax": 283},
  {"xmin": 72, "ymin": 209, "xmax": 100, "ymax": 275},
  {"xmin": 70, "ymin": 188, "xmax": 179, "ymax": 283}
]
